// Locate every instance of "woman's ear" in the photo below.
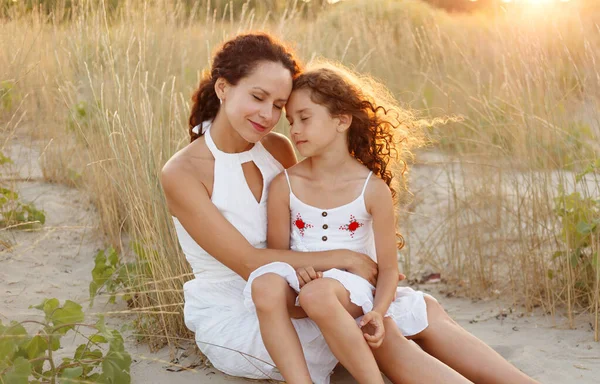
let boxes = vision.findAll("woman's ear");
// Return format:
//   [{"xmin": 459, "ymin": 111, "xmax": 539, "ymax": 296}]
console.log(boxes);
[
  {"xmin": 336, "ymin": 114, "xmax": 353, "ymax": 133},
  {"xmin": 214, "ymin": 78, "xmax": 229, "ymax": 101}
]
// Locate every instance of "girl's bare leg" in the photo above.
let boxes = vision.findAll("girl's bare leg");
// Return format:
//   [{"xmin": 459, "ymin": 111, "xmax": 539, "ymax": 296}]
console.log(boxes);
[
  {"xmin": 299, "ymin": 278, "xmax": 384, "ymax": 384},
  {"xmin": 252, "ymin": 273, "xmax": 311, "ymax": 384},
  {"xmin": 372, "ymin": 317, "xmax": 472, "ymax": 384},
  {"xmin": 408, "ymin": 296, "xmax": 540, "ymax": 384}
]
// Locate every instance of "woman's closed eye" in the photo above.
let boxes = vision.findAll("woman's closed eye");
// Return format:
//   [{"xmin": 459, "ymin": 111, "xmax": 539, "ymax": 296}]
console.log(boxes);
[{"xmin": 254, "ymin": 94, "xmax": 283, "ymax": 110}]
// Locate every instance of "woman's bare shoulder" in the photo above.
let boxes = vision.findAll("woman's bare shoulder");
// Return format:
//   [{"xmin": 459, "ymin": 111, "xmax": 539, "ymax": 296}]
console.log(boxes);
[
  {"xmin": 161, "ymin": 138, "xmax": 213, "ymax": 198},
  {"xmin": 261, "ymin": 131, "xmax": 297, "ymax": 169}
]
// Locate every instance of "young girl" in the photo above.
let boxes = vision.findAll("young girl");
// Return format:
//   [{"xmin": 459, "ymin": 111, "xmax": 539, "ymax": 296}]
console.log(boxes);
[{"xmin": 242, "ymin": 61, "xmax": 434, "ymax": 384}]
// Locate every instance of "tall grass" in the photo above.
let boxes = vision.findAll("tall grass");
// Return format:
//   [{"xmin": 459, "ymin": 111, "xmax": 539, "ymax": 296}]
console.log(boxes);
[{"xmin": 1, "ymin": 0, "xmax": 598, "ymax": 347}]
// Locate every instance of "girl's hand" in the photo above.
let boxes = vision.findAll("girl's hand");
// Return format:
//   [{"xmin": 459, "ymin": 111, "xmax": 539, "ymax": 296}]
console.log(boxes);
[
  {"xmin": 359, "ymin": 311, "xmax": 385, "ymax": 349},
  {"xmin": 296, "ymin": 266, "xmax": 323, "ymax": 287},
  {"xmin": 344, "ymin": 251, "xmax": 378, "ymax": 286}
]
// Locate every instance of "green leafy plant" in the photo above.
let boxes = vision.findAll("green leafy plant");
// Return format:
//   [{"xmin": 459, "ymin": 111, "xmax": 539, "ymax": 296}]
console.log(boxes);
[
  {"xmin": 0, "ymin": 187, "xmax": 46, "ymax": 229},
  {"xmin": 89, "ymin": 245, "xmax": 151, "ymax": 307},
  {"xmin": 0, "ymin": 151, "xmax": 46, "ymax": 229},
  {"xmin": 0, "ymin": 298, "xmax": 131, "ymax": 384},
  {"xmin": 552, "ymin": 160, "xmax": 600, "ymax": 297}
]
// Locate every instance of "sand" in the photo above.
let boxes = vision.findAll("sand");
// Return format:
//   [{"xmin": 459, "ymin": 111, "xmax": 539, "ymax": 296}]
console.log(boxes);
[{"xmin": 1, "ymin": 137, "xmax": 598, "ymax": 383}]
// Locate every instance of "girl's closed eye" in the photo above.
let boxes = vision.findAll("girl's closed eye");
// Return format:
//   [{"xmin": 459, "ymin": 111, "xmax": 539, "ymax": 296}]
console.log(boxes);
[{"xmin": 253, "ymin": 94, "xmax": 263, "ymax": 101}]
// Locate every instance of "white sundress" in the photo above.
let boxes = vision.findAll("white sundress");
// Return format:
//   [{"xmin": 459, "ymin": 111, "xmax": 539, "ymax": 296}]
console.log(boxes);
[
  {"xmin": 243, "ymin": 169, "xmax": 432, "ymax": 336},
  {"xmin": 173, "ymin": 121, "xmax": 338, "ymax": 384}
]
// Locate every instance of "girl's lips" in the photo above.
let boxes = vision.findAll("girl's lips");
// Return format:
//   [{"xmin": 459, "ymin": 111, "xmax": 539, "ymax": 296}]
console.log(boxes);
[
  {"xmin": 295, "ymin": 140, "xmax": 307, "ymax": 146},
  {"xmin": 250, "ymin": 121, "xmax": 267, "ymax": 132}
]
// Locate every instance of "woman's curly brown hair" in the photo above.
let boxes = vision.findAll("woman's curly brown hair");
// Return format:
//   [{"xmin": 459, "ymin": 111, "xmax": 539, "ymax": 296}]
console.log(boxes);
[
  {"xmin": 293, "ymin": 61, "xmax": 432, "ymax": 250},
  {"xmin": 293, "ymin": 61, "xmax": 427, "ymax": 200}
]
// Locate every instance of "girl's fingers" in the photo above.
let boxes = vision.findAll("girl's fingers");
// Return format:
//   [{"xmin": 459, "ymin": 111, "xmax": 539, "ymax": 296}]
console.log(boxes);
[
  {"xmin": 297, "ymin": 272, "xmax": 307, "ymax": 287},
  {"xmin": 306, "ymin": 267, "xmax": 318, "ymax": 280}
]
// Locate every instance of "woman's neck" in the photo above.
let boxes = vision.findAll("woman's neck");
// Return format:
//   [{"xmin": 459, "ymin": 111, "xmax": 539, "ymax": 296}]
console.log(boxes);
[{"xmin": 209, "ymin": 111, "xmax": 254, "ymax": 153}]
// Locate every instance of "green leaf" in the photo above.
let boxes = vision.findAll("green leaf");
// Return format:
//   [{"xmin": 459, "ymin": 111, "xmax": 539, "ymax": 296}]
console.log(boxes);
[
  {"xmin": 107, "ymin": 247, "xmax": 119, "ymax": 267},
  {"xmin": 59, "ymin": 366, "xmax": 83, "ymax": 383},
  {"xmin": 547, "ymin": 269, "xmax": 554, "ymax": 279},
  {"xmin": 31, "ymin": 298, "xmax": 59, "ymax": 320},
  {"xmin": 51, "ymin": 300, "xmax": 84, "ymax": 334},
  {"xmin": 89, "ymin": 334, "xmax": 108, "ymax": 344},
  {"xmin": 0, "ymin": 152, "xmax": 13, "ymax": 166},
  {"xmin": 552, "ymin": 251, "xmax": 565, "ymax": 260},
  {"xmin": 97, "ymin": 331, "xmax": 131, "ymax": 384},
  {"xmin": 576, "ymin": 221, "xmax": 595, "ymax": 236},
  {"xmin": 570, "ymin": 250, "xmax": 580, "ymax": 268},
  {"xmin": 592, "ymin": 252, "xmax": 599, "ymax": 269},
  {"xmin": 0, "ymin": 321, "xmax": 28, "ymax": 362},
  {"xmin": 1, "ymin": 357, "xmax": 31, "ymax": 384},
  {"xmin": 50, "ymin": 335, "xmax": 61, "ymax": 351},
  {"xmin": 25, "ymin": 335, "xmax": 47, "ymax": 359}
]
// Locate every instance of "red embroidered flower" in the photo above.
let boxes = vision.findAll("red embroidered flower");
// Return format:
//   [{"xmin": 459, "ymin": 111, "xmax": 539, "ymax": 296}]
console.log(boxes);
[
  {"xmin": 339, "ymin": 215, "xmax": 363, "ymax": 238},
  {"xmin": 294, "ymin": 213, "xmax": 313, "ymax": 236}
]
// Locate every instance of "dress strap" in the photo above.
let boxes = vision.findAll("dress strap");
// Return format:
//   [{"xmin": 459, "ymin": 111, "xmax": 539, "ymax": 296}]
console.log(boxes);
[
  {"xmin": 283, "ymin": 169, "xmax": 293, "ymax": 193},
  {"xmin": 360, "ymin": 171, "xmax": 373, "ymax": 197}
]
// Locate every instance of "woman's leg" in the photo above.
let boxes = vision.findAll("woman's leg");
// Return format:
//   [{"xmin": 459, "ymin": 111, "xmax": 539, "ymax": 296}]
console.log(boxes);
[
  {"xmin": 298, "ymin": 278, "xmax": 384, "ymax": 384},
  {"xmin": 252, "ymin": 273, "xmax": 311, "ymax": 384},
  {"xmin": 408, "ymin": 296, "xmax": 539, "ymax": 384},
  {"xmin": 372, "ymin": 317, "xmax": 472, "ymax": 384}
]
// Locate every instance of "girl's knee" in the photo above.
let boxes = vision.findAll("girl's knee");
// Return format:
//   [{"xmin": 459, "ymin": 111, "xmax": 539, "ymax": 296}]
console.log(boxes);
[
  {"xmin": 251, "ymin": 273, "xmax": 289, "ymax": 311},
  {"xmin": 297, "ymin": 279, "xmax": 339, "ymax": 316}
]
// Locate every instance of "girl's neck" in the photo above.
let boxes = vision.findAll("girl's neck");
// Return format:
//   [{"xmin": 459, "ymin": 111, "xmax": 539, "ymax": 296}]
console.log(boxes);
[
  {"xmin": 209, "ymin": 111, "xmax": 254, "ymax": 153},
  {"xmin": 306, "ymin": 142, "xmax": 356, "ymax": 179}
]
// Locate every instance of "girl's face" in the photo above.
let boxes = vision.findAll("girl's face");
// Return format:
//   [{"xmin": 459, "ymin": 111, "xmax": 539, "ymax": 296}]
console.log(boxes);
[
  {"xmin": 219, "ymin": 61, "xmax": 293, "ymax": 143},
  {"xmin": 285, "ymin": 88, "xmax": 344, "ymax": 157}
]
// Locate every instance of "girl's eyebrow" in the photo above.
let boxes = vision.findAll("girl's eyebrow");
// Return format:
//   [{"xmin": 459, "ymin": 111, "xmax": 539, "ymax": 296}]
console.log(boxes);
[{"xmin": 252, "ymin": 86, "xmax": 287, "ymax": 103}]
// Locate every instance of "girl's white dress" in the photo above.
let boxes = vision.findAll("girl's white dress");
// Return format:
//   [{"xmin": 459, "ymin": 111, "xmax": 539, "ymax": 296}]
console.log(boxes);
[
  {"xmin": 173, "ymin": 121, "xmax": 337, "ymax": 384},
  {"xmin": 243, "ymin": 170, "xmax": 431, "ymax": 336}
]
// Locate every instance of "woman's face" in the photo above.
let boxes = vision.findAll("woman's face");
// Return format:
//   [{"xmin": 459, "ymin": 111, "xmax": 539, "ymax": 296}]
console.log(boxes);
[{"xmin": 220, "ymin": 61, "xmax": 293, "ymax": 143}]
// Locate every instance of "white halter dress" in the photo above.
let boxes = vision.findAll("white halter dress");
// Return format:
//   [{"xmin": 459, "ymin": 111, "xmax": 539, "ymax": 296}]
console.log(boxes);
[
  {"xmin": 173, "ymin": 121, "xmax": 338, "ymax": 383},
  {"xmin": 243, "ymin": 169, "xmax": 432, "ymax": 336}
]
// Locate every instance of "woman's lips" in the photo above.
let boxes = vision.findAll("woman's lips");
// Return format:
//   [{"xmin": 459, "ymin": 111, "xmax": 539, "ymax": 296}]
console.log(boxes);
[
  {"xmin": 295, "ymin": 140, "xmax": 307, "ymax": 146},
  {"xmin": 250, "ymin": 121, "xmax": 267, "ymax": 132}
]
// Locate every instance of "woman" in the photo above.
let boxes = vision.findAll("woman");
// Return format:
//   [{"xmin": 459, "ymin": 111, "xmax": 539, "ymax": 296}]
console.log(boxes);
[{"xmin": 161, "ymin": 32, "xmax": 538, "ymax": 384}]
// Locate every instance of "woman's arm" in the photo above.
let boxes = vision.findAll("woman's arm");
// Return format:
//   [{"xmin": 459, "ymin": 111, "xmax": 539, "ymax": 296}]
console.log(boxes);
[
  {"xmin": 367, "ymin": 178, "xmax": 400, "ymax": 316},
  {"xmin": 161, "ymin": 161, "xmax": 377, "ymax": 282}
]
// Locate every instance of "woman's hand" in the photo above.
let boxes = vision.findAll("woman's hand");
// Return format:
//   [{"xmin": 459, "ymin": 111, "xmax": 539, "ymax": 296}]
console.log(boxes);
[
  {"xmin": 359, "ymin": 311, "xmax": 385, "ymax": 349},
  {"xmin": 343, "ymin": 251, "xmax": 378, "ymax": 285},
  {"xmin": 296, "ymin": 266, "xmax": 323, "ymax": 287}
]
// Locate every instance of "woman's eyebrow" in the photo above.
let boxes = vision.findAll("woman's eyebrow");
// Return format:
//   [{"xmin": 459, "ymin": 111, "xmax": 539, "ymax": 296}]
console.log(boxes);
[{"xmin": 252, "ymin": 86, "xmax": 287, "ymax": 102}]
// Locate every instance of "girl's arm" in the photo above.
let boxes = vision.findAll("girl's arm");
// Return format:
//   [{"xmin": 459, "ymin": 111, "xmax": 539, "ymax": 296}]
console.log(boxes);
[
  {"xmin": 366, "ymin": 178, "xmax": 400, "ymax": 316},
  {"xmin": 161, "ymin": 163, "xmax": 378, "ymax": 282},
  {"xmin": 267, "ymin": 173, "xmax": 292, "ymax": 250}
]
